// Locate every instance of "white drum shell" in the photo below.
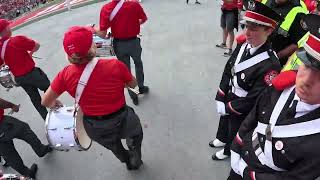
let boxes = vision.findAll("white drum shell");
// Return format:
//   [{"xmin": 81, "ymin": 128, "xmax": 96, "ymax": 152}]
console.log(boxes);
[{"xmin": 45, "ymin": 106, "xmax": 92, "ymax": 151}]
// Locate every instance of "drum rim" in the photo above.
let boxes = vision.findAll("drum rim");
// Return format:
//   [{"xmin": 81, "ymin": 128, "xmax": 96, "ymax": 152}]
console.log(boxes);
[
  {"xmin": 74, "ymin": 108, "xmax": 92, "ymax": 151},
  {"xmin": 44, "ymin": 110, "xmax": 54, "ymax": 149}
]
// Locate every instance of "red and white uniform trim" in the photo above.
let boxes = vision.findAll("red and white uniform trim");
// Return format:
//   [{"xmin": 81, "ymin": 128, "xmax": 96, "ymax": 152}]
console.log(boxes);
[
  {"xmin": 304, "ymin": 34, "xmax": 320, "ymax": 60},
  {"xmin": 243, "ymin": 11, "xmax": 277, "ymax": 28},
  {"xmin": 250, "ymin": 171, "xmax": 256, "ymax": 180},
  {"xmin": 228, "ymin": 101, "xmax": 242, "ymax": 115},
  {"xmin": 218, "ymin": 88, "xmax": 225, "ymax": 97},
  {"xmin": 235, "ymin": 132, "xmax": 244, "ymax": 146}
]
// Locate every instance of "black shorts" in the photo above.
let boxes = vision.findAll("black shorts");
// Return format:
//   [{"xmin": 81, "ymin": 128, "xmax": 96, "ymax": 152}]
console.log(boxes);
[{"xmin": 221, "ymin": 9, "xmax": 237, "ymax": 32}]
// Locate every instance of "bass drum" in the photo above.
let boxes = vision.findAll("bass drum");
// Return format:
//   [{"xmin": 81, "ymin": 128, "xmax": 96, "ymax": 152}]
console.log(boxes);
[{"xmin": 45, "ymin": 106, "xmax": 92, "ymax": 151}]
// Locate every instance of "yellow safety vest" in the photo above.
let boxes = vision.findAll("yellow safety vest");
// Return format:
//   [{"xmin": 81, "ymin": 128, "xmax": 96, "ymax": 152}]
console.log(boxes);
[
  {"xmin": 261, "ymin": 0, "xmax": 308, "ymax": 34},
  {"xmin": 281, "ymin": 32, "xmax": 310, "ymax": 71}
]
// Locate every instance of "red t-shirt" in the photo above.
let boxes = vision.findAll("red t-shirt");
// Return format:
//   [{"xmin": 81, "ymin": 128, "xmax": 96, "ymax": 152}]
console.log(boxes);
[
  {"xmin": 0, "ymin": 36, "xmax": 36, "ymax": 76},
  {"xmin": 221, "ymin": 0, "xmax": 242, "ymax": 10},
  {"xmin": 99, "ymin": 0, "xmax": 147, "ymax": 39},
  {"xmin": 50, "ymin": 59, "xmax": 133, "ymax": 116},
  {"xmin": 0, "ymin": 109, "xmax": 4, "ymax": 124}
]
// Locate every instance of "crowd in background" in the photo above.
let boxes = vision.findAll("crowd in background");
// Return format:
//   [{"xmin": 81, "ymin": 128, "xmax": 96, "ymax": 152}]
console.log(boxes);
[{"xmin": 0, "ymin": 0, "xmax": 55, "ymax": 20}]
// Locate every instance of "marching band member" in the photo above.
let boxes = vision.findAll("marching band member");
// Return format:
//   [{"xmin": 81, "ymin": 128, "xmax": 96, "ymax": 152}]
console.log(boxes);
[
  {"xmin": 0, "ymin": 19, "xmax": 50, "ymax": 121},
  {"xmin": 41, "ymin": 26, "xmax": 144, "ymax": 170},
  {"xmin": 94, "ymin": 0, "xmax": 149, "ymax": 105},
  {"xmin": 228, "ymin": 14, "xmax": 320, "ymax": 180},
  {"xmin": 209, "ymin": 1, "xmax": 282, "ymax": 161},
  {"xmin": 0, "ymin": 98, "xmax": 52, "ymax": 179}
]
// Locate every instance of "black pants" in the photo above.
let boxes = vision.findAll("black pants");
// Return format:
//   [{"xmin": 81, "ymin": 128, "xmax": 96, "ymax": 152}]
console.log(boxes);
[
  {"xmin": 227, "ymin": 169, "xmax": 243, "ymax": 180},
  {"xmin": 0, "ymin": 116, "xmax": 47, "ymax": 177},
  {"xmin": 113, "ymin": 38, "xmax": 145, "ymax": 100},
  {"xmin": 216, "ymin": 114, "xmax": 245, "ymax": 156},
  {"xmin": 83, "ymin": 106, "xmax": 143, "ymax": 163},
  {"xmin": 15, "ymin": 67, "xmax": 50, "ymax": 120}
]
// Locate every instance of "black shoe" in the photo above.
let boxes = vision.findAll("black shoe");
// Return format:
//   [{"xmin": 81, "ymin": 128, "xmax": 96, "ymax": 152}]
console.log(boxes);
[
  {"xmin": 139, "ymin": 86, "xmax": 149, "ymax": 94},
  {"xmin": 186, "ymin": 0, "xmax": 189, "ymax": 4},
  {"xmin": 39, "ymin": 145, "xmax": 53, "ymax": 157},
  {"xmin": 28, "ymin": 163, "xmax": 38, "ymax": 179},
  {"xmin": 195, "ymin": 1, "xmax": 201, "ymax": 4},
  {"xmin": 126, "ymin": 159, "xmax": 143, "ymax": 170},
  {"xmin": 132, "ymin": 96, "xmax": 139, "ymax": 106}
]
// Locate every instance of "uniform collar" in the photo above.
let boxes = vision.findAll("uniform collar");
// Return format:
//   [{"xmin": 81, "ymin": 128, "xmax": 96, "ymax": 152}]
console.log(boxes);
[
  {"xmin": 291, "ymin": 92, "xmax": 320, "ymax": 114},
  {"xmin": 247, "ymin": 43, "xmax": 264, "ymax": 55}
]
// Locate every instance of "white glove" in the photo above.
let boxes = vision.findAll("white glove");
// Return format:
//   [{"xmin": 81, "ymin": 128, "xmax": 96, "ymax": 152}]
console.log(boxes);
[
  {"xmin": 216, "ymin": 101, "xmax": 227, "ymax": 116},
  {"xmin": 238, "ymin": 158, "xmax": 248, "ymax": 177}
]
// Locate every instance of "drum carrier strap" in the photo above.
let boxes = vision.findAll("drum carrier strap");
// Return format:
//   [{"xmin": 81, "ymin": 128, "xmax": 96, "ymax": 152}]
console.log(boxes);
[
  {"xmin": 109, "ymin": 0, "xmax": 125, "ymax": 21},
  {"xmin": 74, "ymin": 58, "xmax": 99, "ymax": 116},
  {"xmin": 1, "ymin": 39, "xmax": 10, "ymax": 64}
]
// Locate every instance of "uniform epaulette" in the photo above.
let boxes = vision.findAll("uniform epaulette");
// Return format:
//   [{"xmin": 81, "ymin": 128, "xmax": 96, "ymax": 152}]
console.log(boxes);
[
  {"xmin": 236, "ymin": 33, "xmax": 246, "ymax": 45},
  {"xmin": 271, "ymin": 70, "xmax": 297, "ymax": 91}
]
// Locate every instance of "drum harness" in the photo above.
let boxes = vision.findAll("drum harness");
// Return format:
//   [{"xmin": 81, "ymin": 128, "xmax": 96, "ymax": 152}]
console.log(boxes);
[{"xmin": 74, "ymin": 58, "xmax": 99, "ymax": 117}]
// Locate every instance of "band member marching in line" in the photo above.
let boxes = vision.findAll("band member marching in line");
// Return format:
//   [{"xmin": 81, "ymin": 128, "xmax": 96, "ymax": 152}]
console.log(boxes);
[
  {"xmin": 209, "ymin": 1, "xmax": 282, "ymax": 161},
  {"xmin": 42, "ymin": 26, "xmax": 144, "ymax": 170},
  {"xmin": 0, "ymin": 19, "xmax": 50, "ymax": 121},
  {"xmin": 228, "ymin": 14, "xmax": 320, "ymax": 180},
  {"xmin": 0, "ymin": 98, "xmax": 52, "ymax": 179},
  {"xmin": 94, "ymin": 0, "xmax": 149, "ymax": 105}
]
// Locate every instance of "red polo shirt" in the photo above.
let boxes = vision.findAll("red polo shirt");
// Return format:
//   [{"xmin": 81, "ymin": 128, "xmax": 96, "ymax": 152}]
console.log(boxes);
[
  {"xmin": 0, "ymin": 36, "xmax": 36, "ymax": 77},
  {"xmin": 0, "ymin": 109, "xmax": 3, "ymax": 124},
  {"xmin": 99, "ymin": 0, "xmax": 147, "ymax": 39},
  {"xmin": 221, "ymin": 0, "xmax": 242, "ymax": 10},
  {"xmin": 50, "ymin": 59, "xmax": 133, "ymax": 116}
]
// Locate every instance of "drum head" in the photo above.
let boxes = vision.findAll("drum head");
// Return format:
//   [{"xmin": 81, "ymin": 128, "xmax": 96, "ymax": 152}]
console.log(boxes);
[{"xmin": 75, "ymin": 108, "xmax": 92, "ymax": 150}]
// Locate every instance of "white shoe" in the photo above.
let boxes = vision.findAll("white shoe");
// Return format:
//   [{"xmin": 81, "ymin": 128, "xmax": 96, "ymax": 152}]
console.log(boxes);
[
  {"xmin": 212, "ymin": 149, "xmax": 229, "ymax": 161},
  {"xmin": 209, "ymin": 139, "xmax": 226, "ymax": 148}
]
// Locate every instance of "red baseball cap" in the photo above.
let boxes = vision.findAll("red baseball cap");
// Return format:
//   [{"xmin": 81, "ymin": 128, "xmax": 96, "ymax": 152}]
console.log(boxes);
[
  {"xmin": 0, "ymin": 19, "xmax": 10, "ymax": 33},
  {"xmin": 63, "ymin": 26, "xmax": 93, "ymax": 57}
]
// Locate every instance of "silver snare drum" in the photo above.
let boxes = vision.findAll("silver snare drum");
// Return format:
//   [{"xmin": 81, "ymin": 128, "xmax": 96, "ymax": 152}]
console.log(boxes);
[
  {"xmin": 93, "ymin": 35, "xmax": 115, "ymax": 57},
  {"xmin": 45, "ymin": 106, "xmax": 92, "ymax": 151},
  {"xmin": 0, "ymin": 65, "xmax": 16, "ymax": 89}
]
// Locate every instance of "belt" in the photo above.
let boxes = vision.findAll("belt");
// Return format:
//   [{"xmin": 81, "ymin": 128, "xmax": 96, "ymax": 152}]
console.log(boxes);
[
  {"xmin": 83, "ymin": 105, "xmax": 127, "ymax": 120},
  {"xmin": 113, "ymin": 37, "xmax": 137, "ymax": 41}
]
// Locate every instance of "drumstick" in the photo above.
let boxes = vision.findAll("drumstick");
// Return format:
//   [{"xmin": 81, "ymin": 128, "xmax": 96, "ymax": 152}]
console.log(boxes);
[
  {"xmin": 127, "ymin": 87, "xmax": 139, "ymax": 95},
  {"xmin": 8, "ymin": 104, "xmax": 20, "ymax": 115},
  {"xmin": 32, "ymin": 55, "xmax": 42, "ymax": 59}
]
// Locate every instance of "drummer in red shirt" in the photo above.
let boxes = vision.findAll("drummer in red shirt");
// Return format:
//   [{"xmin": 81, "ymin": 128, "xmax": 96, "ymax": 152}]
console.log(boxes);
[
  {"xmin": 94, "ymin": 0, "xmax": 149, "ymax": 105},
  {"xmin": 41, "ymin": 26, "xmax": 144, "ymax": 170},
  {"xmin": 0, "ymin": 19, "xmax": 50, "ymax": 120}
]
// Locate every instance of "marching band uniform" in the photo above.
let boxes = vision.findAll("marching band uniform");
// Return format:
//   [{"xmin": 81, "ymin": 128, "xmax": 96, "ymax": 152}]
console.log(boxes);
[
  {"xmin": 0, "ymin": 99, "xmax": 52, "ymax": 179},
  {"xmin": 209, "ymin": 1, "xmax": 282, "ymax": 160},
  {"xmin": 0, "ymin": 19, "xmax": 50, "ymax": 120},
  {"xmin": 98, "ymin": 0, "xmax": 149, "ymax": 105},
  {"xmin": 42, "ymin": 27, "xmax": 144, "ymax": 170},
  {"xmin": 229, "ymin": 14, "xmax": 320, "ymax": 180}
]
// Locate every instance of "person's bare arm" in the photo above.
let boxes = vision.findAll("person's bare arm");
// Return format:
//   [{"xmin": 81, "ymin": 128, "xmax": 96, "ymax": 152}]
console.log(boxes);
[
  {"xmin": 277, "ymin": 44, "xmax": 298, "ymax": 59},
  {"xmin": 0, "ymin": 98, "xmax": 19, "ymax": 112},
  {"xmin": 126, "ymin": 76, "xmax": 138, "ymax": 88},
  {"xmin": 94, "ymin": 25, "xmax": 108, "ymax": 38},
  {"xmin": 29, "ymin": 41, "xmax": 40, "ymax": 56},
  {"xmin": 41, "ymin": 87, "xmax": 62, "ymax": 108},
  {"xmin": 139, "ymin": 17, "xmax": 147, "ymax": 25}
]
